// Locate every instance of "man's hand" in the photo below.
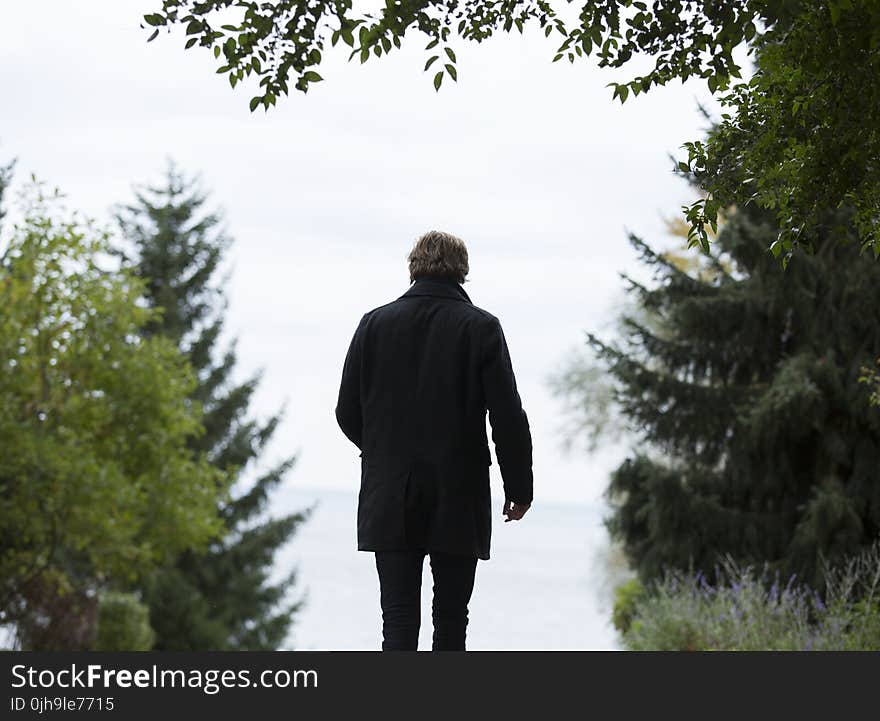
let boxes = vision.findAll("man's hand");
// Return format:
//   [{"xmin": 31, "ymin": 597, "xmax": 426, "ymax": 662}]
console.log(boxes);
[{"xmin": 502, "ymin": 499, "xmax": 530, "ymax": 522}]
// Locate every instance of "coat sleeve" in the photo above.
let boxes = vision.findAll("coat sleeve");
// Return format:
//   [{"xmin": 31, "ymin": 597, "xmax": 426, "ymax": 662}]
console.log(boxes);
[
  {"xmin": 335, "ymin": 315, "xmax": 365, "ymax": 451},
  {"xmin": 480, "ymin": 316, "xmax": 534, "ymax": 505}
]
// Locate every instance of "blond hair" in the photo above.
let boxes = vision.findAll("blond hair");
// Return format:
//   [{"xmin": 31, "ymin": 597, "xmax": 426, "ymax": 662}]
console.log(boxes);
[{"xmin": 407, "ymin": 230, "xmax": 469, "ymax": 284}]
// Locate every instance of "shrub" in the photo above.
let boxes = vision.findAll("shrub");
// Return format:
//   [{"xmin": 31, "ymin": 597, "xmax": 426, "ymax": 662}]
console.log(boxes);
[
  {"xmin": 93, "ymin": 592, "xmax": 155, "ymax": 651},
  {"xmin": 612, "ymin": 578, "xmax": 646, "ymax": 635},
  {"xmin": 618, "ymin": 539, "xmax": 880, "ymax": 651}
]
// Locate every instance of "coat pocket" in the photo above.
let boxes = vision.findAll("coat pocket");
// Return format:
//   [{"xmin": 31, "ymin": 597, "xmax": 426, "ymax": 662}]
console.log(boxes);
[{"xmin": 357, "ymin": 456, "xmax": 408, "ymax": 547}]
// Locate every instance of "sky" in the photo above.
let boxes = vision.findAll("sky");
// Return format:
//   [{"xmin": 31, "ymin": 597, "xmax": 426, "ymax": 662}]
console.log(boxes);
[{"xmin": 0, "ymin": 1, "xmax": 726, "ymax": 512}]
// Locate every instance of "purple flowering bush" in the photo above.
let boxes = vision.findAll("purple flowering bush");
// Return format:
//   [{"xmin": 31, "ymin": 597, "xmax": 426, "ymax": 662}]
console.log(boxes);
[{"xmin": 616, "ymin": 540, "xmax": 880, "ymax": 651}]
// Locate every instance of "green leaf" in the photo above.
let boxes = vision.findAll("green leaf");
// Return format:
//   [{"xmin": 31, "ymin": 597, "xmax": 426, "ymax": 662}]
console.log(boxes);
[
  {"xmin": 249, "ymin": 96, "xmax": 261, "ymax": 112},
  {"xmin": 433, "ymin": 71, "xmax": 443, "ymax": 91},
  {"xmin": 143, "ymin": 14, "xmax": 165, "ymax": 27},
  {"xmin": 425, "ymin": 55, "xmax": 439, "ymax": 71},
  {"xmin": 445, "ymin": 47, "xmax": 456, "ymax": 63},
  {"xmin": 445, "ymin": 64, "xmax": 457, "ymax": 82},
  {"xmin": 830, "ymin": 3, "xmax": 841, "ymax": 25},
  {"xmin": 302, "ymin": 71, "xmax": 323, "ymax": 83}
]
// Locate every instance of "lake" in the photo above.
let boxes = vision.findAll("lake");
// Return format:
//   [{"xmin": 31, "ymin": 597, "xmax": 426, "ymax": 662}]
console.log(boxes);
[{"xmin": 276, "ymin": 486, "xmax": 622, "ymax": 650}]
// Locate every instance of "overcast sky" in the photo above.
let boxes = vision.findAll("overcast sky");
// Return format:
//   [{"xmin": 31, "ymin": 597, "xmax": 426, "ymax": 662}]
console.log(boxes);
[{"xmin": 1, "ymin": 1, "xmax": 725, "ymax": 511}]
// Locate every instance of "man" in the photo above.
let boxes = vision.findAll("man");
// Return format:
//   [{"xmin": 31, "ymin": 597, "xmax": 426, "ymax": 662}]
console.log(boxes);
[{"xmin": 335, "ymin": 230, "xmax": 534, "ymax": 651}]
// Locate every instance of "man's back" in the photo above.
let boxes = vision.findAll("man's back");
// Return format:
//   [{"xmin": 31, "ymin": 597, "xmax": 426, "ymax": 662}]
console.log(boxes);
[
  {"xmin": 336, "ymin": 275, "xmax": 533, "ymax": 560},
  {"xmin": 360, "ymin": 278, "xmax": 494, "ymax": 462}
]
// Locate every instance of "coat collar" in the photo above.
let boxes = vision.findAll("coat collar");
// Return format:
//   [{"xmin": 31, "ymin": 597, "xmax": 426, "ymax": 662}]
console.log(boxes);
[{"xmin": 399, "ymin": 276, "xmax": 472, "ymax": 304}]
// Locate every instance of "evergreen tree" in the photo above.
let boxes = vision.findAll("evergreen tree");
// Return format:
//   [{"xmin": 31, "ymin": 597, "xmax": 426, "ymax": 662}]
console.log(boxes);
[
  {"xmin": 114, "ymin": 164, "xmax": 309, "ymax": 650},
  {"xmin": 586, "ymin": 201, "xmax": 880, "ymax": 589}
]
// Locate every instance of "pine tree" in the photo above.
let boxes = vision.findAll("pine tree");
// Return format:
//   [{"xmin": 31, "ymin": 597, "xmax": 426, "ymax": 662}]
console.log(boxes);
[
  {"xmin": 114, "ymin": 163, "xmax": 309, "ymax": 650},
  {"xmin": 587, "ymin": 201, "xmax": 880, "ymax": 589}
]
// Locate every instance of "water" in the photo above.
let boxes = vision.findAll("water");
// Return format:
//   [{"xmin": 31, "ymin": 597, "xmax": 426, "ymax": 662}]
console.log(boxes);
[{"xmin": 276, "ymin": 486, "xmax": 621, "ymax": 650}]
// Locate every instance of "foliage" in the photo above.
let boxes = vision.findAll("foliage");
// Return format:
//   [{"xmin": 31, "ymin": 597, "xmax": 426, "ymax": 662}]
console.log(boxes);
[
  {"xmin": 860, "ymin": 358, "xmax": 880, "ymax": 406},
  {"xmin": 93, "ymin": 592, "xmax": 155, "ymax": 651},
  {"xmin": 140, "ymin": 0, "xmax": 757, "ymax": 102},
  {"xmin": 548, "ymin": 212, "xmax": 721, "ymax": 454},
  {"xmin": 612, "ymin": 577, "xmax": 646, "ymax": 635},
  {"xmin": 0, "ymin": 180, "xmax": 228, "ymax": 649},
  {"xmin": 568, "ymin": 195, "xmax": 880, "ymax": 590},
  {"xmin": 143, "ymin": 1, "xmax": 880, "ymax": 259},
  {"xmin": 620, "ymin": 538, "xmax": 880, "ymax": 650},
  {"xmin": 114, "ymin": 164, "xmax": 309, "ymax": 650},
  {"xmin": 682, "ymin": 1, "xmax": 880, "ymax": 262}
]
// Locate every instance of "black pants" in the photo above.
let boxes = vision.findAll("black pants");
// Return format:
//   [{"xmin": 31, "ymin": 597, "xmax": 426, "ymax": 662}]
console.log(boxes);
[{"xmin": 374, "ymin": 550, "xmax": 478, "ymax": 651}]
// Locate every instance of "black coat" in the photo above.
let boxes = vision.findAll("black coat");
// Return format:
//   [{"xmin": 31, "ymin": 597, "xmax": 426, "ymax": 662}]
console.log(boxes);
[{"xmin": 335, "ymin": 275, "xmax": 533, "ymax": 560}]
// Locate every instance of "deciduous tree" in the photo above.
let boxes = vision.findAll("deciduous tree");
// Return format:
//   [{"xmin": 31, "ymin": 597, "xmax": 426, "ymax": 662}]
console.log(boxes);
[{"xmin": 143, "ymin": 1, "xmax": 880, "ymax": 259}]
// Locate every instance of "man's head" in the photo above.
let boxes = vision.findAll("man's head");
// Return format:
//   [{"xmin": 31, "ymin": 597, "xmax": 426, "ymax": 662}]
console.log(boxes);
[{"xmin": 407, "ymin": 230, "xmax": 469, "ymax": 284}]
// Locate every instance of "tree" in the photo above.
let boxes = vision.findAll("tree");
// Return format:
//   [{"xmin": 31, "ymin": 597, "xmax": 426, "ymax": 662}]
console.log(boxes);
[
  {"xmin": 548, "ymin": 211, "xmax": 724, "ymax": 454},
  {"xmin": 93, "ymin": 592, "xmax": 156, "ymax": 651},
  {"xmin": 142, "ymin": 1, "xmax": 880, "ymax": 259},
  {"xmin": 560, "ymin": 196, "xmax": 880, "ymax": 590},
  {"xmin": 114, "ymin": 164, "xmax": 309, "ymax": 650},
  {"xmin": 0, "ymin": 181, "xmax": 227, "ymax": 649}
]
